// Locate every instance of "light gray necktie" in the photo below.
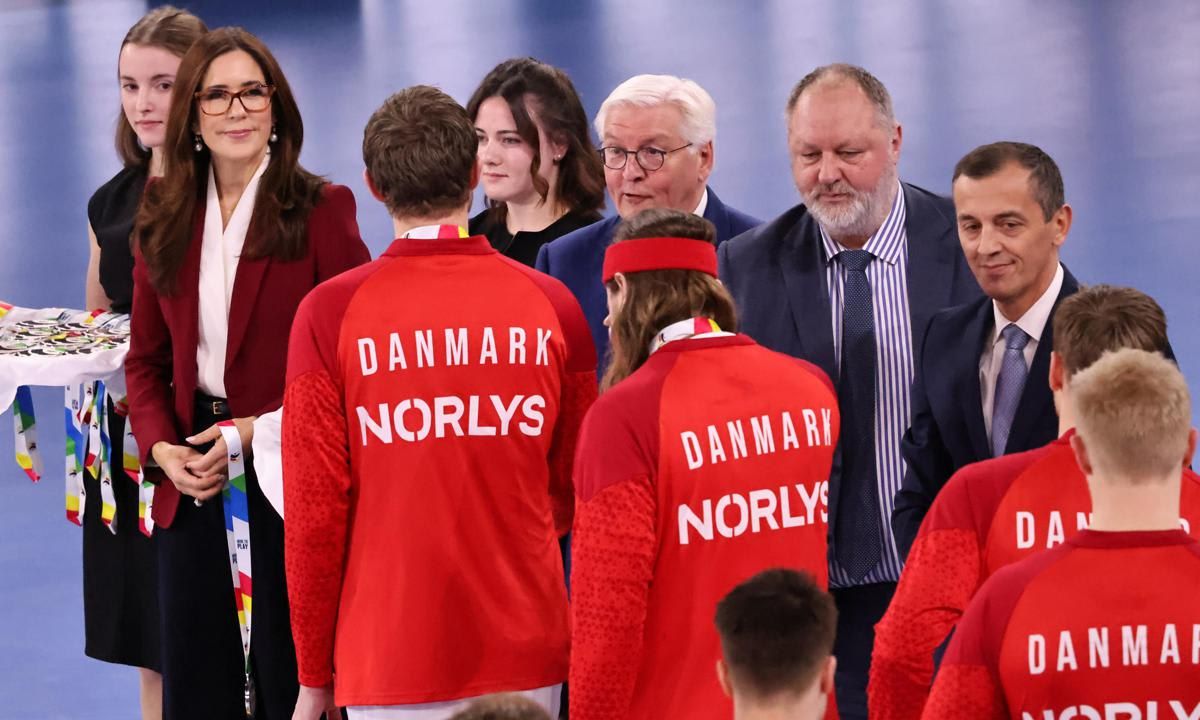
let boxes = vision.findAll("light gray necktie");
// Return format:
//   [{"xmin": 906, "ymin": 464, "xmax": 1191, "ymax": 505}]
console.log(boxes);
[{"xmin": 991, "ymin": 324, "xmax": 1031, "ymax": 457}]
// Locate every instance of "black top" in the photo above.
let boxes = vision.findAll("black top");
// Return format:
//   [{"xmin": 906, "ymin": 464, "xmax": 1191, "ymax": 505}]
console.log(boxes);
[
  {"xmin": 469, "ymin": 207, "xmax": 603, "ymax": 267},
  {"xmin": 87, "ymin": 165, "xmax": 147, "ymax": 314}
]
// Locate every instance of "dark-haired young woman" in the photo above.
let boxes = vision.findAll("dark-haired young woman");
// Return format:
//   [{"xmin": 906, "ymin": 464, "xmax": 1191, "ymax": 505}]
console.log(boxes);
[
  {"xmin": 466, "ymin": 57, "xmax": 606, "ymax": 266},
  {"xmin": 84, "ymin": 7, "xmax": 207, "ymax": 719},
  {"xmin": 125, "ymin": 27, "xmax": 369, "ymax": 720}
]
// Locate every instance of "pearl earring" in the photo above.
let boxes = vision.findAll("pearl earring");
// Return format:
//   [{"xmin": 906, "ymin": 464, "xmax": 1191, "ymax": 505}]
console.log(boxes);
[
  {"xmin": 269, "ymin": 127, "xmax": 278, "ymax": 144},
  {"xmin": 194, "ymin": 134, "xmax": 203, "ymax": 152}
]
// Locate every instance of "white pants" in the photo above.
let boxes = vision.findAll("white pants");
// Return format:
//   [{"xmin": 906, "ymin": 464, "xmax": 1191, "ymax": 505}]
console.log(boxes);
[{"xmin": 348, "ymin": 684, "xmax": 561, "ymax": 720}]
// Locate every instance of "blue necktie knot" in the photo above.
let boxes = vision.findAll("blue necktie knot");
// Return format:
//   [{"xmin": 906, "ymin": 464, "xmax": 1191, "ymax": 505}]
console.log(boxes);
[
  {"xmin": 838, "ymin": 249, "xmax": 874, "ymax": 273},
  {"xmin": 1001, "ymin": 323, "xmax": 1030, "ymax": 351}
]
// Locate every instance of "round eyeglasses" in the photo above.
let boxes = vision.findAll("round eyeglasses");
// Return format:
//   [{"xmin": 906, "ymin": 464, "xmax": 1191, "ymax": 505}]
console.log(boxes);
[
  {"xmin": 194, "ymin": 83, "xmax": 275, "ymax": 116},
  {"xmin": 599, "ymin": 142, "xmax": 693, "ymax": 171}
]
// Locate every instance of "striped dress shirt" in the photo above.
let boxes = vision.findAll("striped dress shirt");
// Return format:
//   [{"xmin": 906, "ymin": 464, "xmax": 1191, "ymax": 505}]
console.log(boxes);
[{"xmin": 821, "ymin": 184, "xmax": 911, "ymax": 587}]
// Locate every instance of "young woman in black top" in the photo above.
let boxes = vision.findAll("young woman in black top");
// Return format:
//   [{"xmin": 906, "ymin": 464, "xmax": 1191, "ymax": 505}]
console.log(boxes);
[
  {"xmin": 83, "ymin": 7, "xmax": 207, "ymax": 719},
  {"xmin": 466, "ymin": 57, "xmax": 606, "ymax": 266}
]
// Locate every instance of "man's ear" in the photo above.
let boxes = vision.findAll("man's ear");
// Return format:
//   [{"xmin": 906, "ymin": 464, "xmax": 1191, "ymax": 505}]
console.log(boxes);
[
  {"xmin": 716, "ymin": 658, "xmax": 733, "ymax": 698},
  {"xmin": 819, "ymin": 655, "xmax": 837, "ymax": 696},
  {"xmin": 363, "ymin": 169, "xmax": 387, "ymax": 204},
  {"xmin": 1049, "ymin": 352, "xmax": 1065, "ymax": 392},
  {"xmin": 1069, "ymin": 432, "xmax": 1094, "ymax": 477}
]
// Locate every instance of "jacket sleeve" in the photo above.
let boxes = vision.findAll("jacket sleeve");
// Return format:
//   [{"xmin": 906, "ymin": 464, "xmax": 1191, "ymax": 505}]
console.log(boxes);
[
  {"xmin": 569, "ymin": 469, "xmax": 656, "ymax": 720},
  {"xmin": 920, "ymin": 580, "xmax": 1009, "ymax": 720},
  {"xmin": 125, "ymin": 252, "xmax": 180, "ymax": 467},
  {"xmin": 871, "ymin": 480, "xmax": 985, "ymax": 720},
  {"xmin": 282, "ymin": 291, "xmax": 352, "ymax": 688},
  {"xmin": 893, "ymin": 320, "xmax": 955, "ymax": 558}
]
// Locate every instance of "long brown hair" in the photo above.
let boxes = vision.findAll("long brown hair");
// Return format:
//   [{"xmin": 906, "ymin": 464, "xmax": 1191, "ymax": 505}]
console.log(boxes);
[
  {"xmin": 134, "ymin": 27, "xmax": 326, "ymax": 294},
  {"xmin": 466, "ymin": 57, "xmax": 606, "ymax": 225},
  {"xmin": 601, "ymin": 209, "xmax": 738, "ymax": 391},
  {"xmin": 115, "ymin": 6, "xmax": 208, "ymax": 168}
]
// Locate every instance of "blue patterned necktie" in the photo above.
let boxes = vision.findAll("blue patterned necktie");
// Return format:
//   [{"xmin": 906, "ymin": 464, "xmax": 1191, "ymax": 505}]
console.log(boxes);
[
  {"xmin": 833, "ymin": 249, "xmax": 882, "ymax": 581},
  {"xmin": 991, "ymin": 324, "xmax": 1031, "ymax": 457}
]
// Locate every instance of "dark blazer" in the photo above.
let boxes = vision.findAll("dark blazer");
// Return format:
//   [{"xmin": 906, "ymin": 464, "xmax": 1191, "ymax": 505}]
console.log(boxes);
[
  {"xmin": 718, "ymin": 182, "xmax": 982, "ymax": 543},
  {"xmin": 891, "ymin": 268, "xmax": 1081, "ymax": 557},
  {"xmin": 126, "ymin": 183, "xmax": 370, "ymax": 528},
  {"xmin": 535, "ymin": 186, "xmax": 761, "ymax": 372}
]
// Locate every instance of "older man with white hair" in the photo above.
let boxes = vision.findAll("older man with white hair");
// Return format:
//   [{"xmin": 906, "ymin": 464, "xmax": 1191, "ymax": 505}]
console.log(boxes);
[
  {"xmin": 718, "ymin": 63, "xmax": 981, "ymax": 719},
  {"xmin": 535, "ymin": 73, "xmax": 760, "ymax": 372}
]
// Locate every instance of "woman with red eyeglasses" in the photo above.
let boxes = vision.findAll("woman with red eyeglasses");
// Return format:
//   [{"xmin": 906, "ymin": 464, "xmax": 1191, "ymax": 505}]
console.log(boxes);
[{"xmin": 126, "ymin": 27, "xmax": 369, "ymax": 720}]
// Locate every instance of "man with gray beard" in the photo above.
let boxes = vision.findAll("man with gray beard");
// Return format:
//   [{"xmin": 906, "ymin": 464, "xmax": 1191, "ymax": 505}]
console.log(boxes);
[{"xmin": 718, "ymin": 63, "xmax": 980, "ymax": 719}]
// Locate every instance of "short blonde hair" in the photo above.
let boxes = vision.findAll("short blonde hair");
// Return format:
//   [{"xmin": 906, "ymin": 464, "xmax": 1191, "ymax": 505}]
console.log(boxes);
[
  {"xmin": 1070, "ymin": 348, "xmax": 1191, "ymax": 481},
  {"xmin": 594, "ymin": 74, "xmax": 716, "ymax": 147}
]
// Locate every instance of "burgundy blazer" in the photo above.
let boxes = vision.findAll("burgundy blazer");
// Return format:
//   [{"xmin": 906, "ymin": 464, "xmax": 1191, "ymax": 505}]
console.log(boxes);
[{"xmin": 126, "ymin": 183, "xmax": 370, "ymax": 528}]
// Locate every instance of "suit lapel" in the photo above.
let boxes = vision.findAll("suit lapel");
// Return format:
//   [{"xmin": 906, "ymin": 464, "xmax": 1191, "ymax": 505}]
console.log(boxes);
[
  {"xmin": 702, "ymin": 186, "xmax": 730, "ymax": 240},
  {"xmin": 780, "ymin": 216, "xmax": 837, "ymax": 379},
  {"xmin": 960, "ymin": 299, "xmax": 993, "ymax": 460},
  {"xmin": 903, "ymin": 184, "xmax": 957, "ymax": 336},
  {"xmin": 1003, "ymin": 268, "xmax": 1080, "ymax": 453},
  {"xmin": 224, "ymin": 234, "xmax": 269, "ymax": 373}
]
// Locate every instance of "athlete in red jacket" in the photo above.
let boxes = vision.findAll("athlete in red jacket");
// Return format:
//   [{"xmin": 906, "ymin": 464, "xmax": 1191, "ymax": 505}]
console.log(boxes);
[
  {"xmin": 284, "ymin": 86, "xmax": 596, "ymax": 718},
  {"xmin": 871, "ymin": 286, "xmax": 1200, "ymax": 720},
  {"xmin": 568, "ymin": 208, "xmax": 839, "ymax": 720},
  {"xmin": 922, "ymin": 348, "xmax": 1200, "ymax": 719}
]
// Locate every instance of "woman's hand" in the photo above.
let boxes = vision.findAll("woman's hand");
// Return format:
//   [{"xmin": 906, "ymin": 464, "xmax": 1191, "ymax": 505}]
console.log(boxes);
[
  {"xmin": 150, "ymin": 441, "xmax": 224, "ymax": 502},
  {"xmin": 184, "ymin": 416, "xmax": 257, "ymax": 478},
  {"xmin": 291, "ymin": 684, "xmax": 337, "ymax": 720}
]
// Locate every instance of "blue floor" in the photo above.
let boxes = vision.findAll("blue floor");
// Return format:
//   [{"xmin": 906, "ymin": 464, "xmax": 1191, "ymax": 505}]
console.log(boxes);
[{"xmin": 1, "ymin": 0, "xmax": 1198, "ymax": 716}]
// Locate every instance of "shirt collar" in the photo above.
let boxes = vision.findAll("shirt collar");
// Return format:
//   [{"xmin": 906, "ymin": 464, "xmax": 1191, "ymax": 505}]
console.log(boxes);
[
  {"xmin": 820, "ymin": 181, "xmax": 907, "ymax": 266},
  {"xmin": 990, "ymin": 263, "xmax": 1064, "ymax": 347},
  {"xmin": 693, "ymin": 187, "xmax": 710, "ymax": 218}
]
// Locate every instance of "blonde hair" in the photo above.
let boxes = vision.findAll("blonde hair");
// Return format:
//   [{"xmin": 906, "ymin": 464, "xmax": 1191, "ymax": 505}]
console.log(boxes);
[{"xmin": 1070, "ymin": 348, "xmax": 1191, "ymax": 481}]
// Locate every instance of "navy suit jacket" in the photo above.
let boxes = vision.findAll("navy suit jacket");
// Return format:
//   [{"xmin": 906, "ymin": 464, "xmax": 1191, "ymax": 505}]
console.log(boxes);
[
  {"xmin": 535, "ymin": 186, "xmax": 760, "ymax": 373},
  {"xmin": 892, "ymin": 269, "xmax": 1082, "ymax": 557},
  {"xmin": 718, "ymin": 182, "xmax": 981, "ymax": 546}
]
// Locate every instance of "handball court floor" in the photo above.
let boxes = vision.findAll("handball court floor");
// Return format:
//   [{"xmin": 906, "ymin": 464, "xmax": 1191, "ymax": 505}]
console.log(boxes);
[{"xmin": 1, "ymin": 0, "xmax": 1198, "ymax": 716}]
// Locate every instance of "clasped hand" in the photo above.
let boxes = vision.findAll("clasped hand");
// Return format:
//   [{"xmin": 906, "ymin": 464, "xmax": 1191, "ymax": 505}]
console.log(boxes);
[{"xmin": 150, "ymin": 417, "xmax": 256, "ymax": 502}]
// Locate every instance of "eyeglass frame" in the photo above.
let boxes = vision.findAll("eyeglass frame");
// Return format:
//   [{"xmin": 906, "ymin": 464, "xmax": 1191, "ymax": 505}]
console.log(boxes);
[
  {"xmin": 598, "ymin": 142, "xmax": 694, "ymax": 172},
  {"xmin": 193, "ymin": 83, "xmax": 276, "ymax": 116}
]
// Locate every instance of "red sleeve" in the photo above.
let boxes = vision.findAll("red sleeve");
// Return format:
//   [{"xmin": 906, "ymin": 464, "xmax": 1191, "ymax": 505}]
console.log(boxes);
[
  {"xmin": 125, "ymin": 251, "xmax": 179, "ymax": 466},
  {"xmin": 283, "ymin": 291, "xmax": 353, "ymax": 688},
  {"xmin": 569, "ymin": 472, "xmax": 656, "ymax": 720},
  {"xmin": 921, "ymin": 573, "xmax": 1010, "ymax": 720},
  {"xmin": 509, "ymin": 257, "xmax": 598, "ymax": 536},
  {"xmin": 870, "ymin": 475, "xmax": 986, "ymax": 720},
  {"xmin": 548, "ymin": 369, "xmax": 596, "ymax": 536}
]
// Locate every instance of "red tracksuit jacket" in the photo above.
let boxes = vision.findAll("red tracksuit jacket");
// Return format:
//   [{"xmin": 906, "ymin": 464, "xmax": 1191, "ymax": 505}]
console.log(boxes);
[
  {"xmin": 282, "ymin": 234, "xmax": 596, "ymax": 706},
  {"xmin": 570, "ymin": 333, "xmax": 839, "ymax": 720},
  {"xmin": 872, "ymin": 432, "xmax": 1200, "ymax": 720}
]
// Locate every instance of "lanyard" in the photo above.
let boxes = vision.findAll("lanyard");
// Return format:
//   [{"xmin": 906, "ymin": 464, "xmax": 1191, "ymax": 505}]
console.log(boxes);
[
  {"xmin": 64, "ymin": 383, "xmax": 88, "ymax": 526},
  {"xmin": 649, "ymin": 316, "xmax": 730, "ymax": 354},
  {"xmin": 12, "ymin": 386, "xmax": 41, "ymax": 482},
  {"xmin": 402, "ymin": 224, "xmax": 468, "ymax": 240},
  {"xmin": 218, "ymin": 420, "xmax": 254, "ymax": 715}
]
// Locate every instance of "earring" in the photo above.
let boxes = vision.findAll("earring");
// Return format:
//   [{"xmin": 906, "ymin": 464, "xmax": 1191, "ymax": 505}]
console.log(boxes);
[
  {"xmin": 269, "ymin": 127, "xmax": 278, "ymax": 144},
  {"xmin": 194, "ymin": 134, "xmax": 203, "ymax": 152},
  {"xmin": 554, "ymin": 154, "xmax": 563, "ymax": 163}
]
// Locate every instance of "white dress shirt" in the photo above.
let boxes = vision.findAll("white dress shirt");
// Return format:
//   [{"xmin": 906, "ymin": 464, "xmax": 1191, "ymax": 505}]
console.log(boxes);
[
  {"xmin": 692, "ymin": 187, "xmax": 709, "ymax": 218},
  {"xmin": 979, "ymin": 263, "xmax": 1064, "ymax": 442},
  {"xmin": 195, "ymin": 154, "xmax": 270, "ymax": 397}
]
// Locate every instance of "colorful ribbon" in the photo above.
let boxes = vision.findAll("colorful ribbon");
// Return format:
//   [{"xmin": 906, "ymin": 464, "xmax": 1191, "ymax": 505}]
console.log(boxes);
[
  {"xmin": 64, "ymin": 383, "xmax": 87, "ymax": 526},
  {"xmin": 12, "ymin": 386, "xmax": 42, "ymax": 481},
  {"xmin": 219, "ymin": 420, "xmax": 253, "ymax": 714},
  {"xmin": 94, "ymin": 382, "xmax": 117, "ymax": 534}
]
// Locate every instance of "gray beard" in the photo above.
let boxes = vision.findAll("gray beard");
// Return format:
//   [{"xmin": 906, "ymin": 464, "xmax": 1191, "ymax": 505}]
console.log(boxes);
[{"xmin": 804, "ymin": 163, "xmax": 899, "ymax": 243}]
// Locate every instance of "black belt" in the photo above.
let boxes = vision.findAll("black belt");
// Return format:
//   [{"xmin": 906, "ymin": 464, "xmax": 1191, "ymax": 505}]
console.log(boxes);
[{"xmin": 194, "ymin": 392, "xmax": 230, "ymax": 417}]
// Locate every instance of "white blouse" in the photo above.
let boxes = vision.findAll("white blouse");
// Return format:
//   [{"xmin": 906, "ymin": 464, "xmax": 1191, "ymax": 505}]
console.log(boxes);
[{"xmin": 195, "ymin": 154, "xmax": 270, "ymax": 398}]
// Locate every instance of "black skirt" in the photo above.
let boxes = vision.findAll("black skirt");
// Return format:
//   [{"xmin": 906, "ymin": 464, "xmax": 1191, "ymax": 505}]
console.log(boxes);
[{"xmin": 81, "ymin": 406, "xmax": 161, "ymax": 671}]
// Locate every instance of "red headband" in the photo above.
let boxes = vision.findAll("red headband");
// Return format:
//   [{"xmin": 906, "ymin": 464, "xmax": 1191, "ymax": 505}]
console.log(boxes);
[{"xmin": 602, "ymin": 237, "xmax": 719, "ymax": 283}]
